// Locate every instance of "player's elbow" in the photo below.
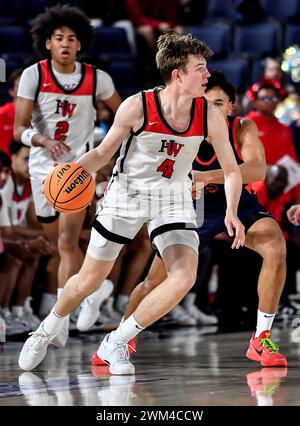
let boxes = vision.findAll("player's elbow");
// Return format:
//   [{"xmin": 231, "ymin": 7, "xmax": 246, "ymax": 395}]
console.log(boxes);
[
  {"xmin": 95, "ymin": 146, "xmax": 111, "ymax": 166},
  {"xmin": 255, "ymin": 158, "xmax": 267, "ymax": 181},
  {"xmin": 13, "ymin": 126, "xmax": 21, "ymax": 142},
  {"xmin": 257, "ymin": 163, "xmax": 267, "ymax": 181}
]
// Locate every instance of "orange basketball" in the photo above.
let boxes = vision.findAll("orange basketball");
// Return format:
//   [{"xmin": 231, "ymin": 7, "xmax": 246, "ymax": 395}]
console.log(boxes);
[{"xmin": 43, "ymin": 162, "xmax": 95, "ymax": 213}]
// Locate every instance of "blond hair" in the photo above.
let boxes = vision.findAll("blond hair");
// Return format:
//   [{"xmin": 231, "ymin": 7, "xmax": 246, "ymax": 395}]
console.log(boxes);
[{"xmin": 156, "ymin": 32, "xmax": 213, "ymax": 84}]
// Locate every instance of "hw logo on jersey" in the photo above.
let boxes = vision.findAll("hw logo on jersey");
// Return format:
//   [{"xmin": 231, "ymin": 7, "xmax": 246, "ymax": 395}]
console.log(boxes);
[
  {"xmin": 158, "ymin": 140, "xmax": 184, "ymax": 157},
  {"xmin": 157, "ymin": 140, "xmax": 184, "ymax": 179},
  {"xmin": 55, "ymin": 99, "xmax": 77, "ymax": 118}
]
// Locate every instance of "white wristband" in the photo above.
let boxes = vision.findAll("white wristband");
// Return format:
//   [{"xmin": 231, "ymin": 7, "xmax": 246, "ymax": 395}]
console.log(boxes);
[{"xmin": 21, "ymin": 128, "xmax": 39, "ymax": 147}]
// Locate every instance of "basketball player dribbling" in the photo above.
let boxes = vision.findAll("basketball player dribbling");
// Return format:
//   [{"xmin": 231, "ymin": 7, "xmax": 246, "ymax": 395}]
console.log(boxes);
[
  {"xmin": 19, "ymin": 32, "xmax": 245, "ymax": 374},
  {"xmin": 97, "ymin": 71, "xmax": 287, "ymax": 368},
  {"xmin": 14, "ymin": 5, "xmax": 122, "ymax": 346}
]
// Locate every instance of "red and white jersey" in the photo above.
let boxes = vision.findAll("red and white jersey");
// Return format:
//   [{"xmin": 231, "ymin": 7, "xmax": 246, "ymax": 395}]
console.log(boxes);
[
  {"xmin": 0, "ymin": 173, "xmax": 31, "ymax": 226},
  {"xmin": 115, "ymin": 87, "xmax": 207, "ymax": 191},
  {"xmin": 18, "ymin": 60, "xmax": 99, "ymax": 177},
  {"xmin": 0, "ymin": 194, "xmax": 10, "ymax": 228},
  {"xmin": 0, "ymin": 195, "xmax": 9, "ymax": 253},
  {"xmin": 31, "ymin": 59, "xmax": 97, "ymax": 152}
]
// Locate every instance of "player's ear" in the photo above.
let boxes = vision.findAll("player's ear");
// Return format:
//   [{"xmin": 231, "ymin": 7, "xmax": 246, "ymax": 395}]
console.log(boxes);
[
  {"xmin": 45, "ymin": 39, "xmax": 51, "ymax": 51},
  {"xmin": 172, "ymin": 69, "xmax": 181, "ymax": 82},
  {"xmin": 77, "ymin": 41, "xmax": 81, "ymax": 52}
]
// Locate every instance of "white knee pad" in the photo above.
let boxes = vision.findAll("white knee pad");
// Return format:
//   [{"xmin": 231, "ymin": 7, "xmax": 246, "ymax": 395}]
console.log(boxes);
[
  {"xmin": 152, "ymin": 229, "xmax": 199, "ymax": 257},
  {"xmin": 87, "ymin": 228, "xmax": 125, "ymax": 261}
]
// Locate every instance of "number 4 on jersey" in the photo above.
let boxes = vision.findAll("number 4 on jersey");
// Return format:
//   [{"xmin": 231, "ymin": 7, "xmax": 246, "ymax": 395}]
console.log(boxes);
[{"xmin": 157, "ymin": 159, "xmax": 175, "ymax": 178}]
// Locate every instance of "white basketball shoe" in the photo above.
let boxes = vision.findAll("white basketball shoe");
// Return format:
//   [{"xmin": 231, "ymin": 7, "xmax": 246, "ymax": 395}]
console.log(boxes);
[
  {"xmin": 76, "ymin": 280, "xmax": 113, "ymax": 331},
  {"xmin": 184, "ymin": 304, "xmax": 218, "ymax": 325},
  {"xmin": 18, "ymin": 322, "xmax": 54, "ymax": 371},
  {"xmin": 97, "ymin": 334, "xmax": 135, "ymax": 375},
  {"xmin": 50, "ymin": 315, "xmax": 69, "ymax": 347}
]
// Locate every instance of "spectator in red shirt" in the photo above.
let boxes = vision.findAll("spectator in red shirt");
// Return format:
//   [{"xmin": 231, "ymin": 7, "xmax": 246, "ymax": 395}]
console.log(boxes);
[
  {"xmin": 246, "ymin": 84, "xmax": 296, "ymax": 165},
  {"xmin": 127, "ymin": 0, "xmax": 183, "ymax": 55},
  {"xmin": 246, "ymin": 58, "xmax": 286, "ymax": 108},
  {"xmin": 252, "ymin": 165, "xmax": 291, "ymax": 236},
  {"xmin": 0, "ymin": 69, "xmax": 22, "ymax": 157},
  {"xmin": 247, "ymin": 83, "xmax": 300, "ymax": 209},
  {"xmin": 254, "ymin": 165, "xmax": 300, "ymax": 317}
]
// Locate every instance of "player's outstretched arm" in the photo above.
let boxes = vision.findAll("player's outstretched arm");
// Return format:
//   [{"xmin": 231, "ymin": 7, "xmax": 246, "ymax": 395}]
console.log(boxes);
[
  {"xmin": 207, "ymin": 102, "xmax": 245, "ymax": 249},
  {"xmin": 236, "ymin": 118, "xmax": 266, "ymax": 182},
  {"xmin": 78, "ymin": 94, "xmax": 143, "ymax": 174},
  {"xmin": 193, "ymin": 118, "xmax": 266, "ymax": 185}
]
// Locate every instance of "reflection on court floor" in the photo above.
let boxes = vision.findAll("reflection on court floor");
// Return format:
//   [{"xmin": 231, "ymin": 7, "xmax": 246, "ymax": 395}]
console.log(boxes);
[{"xmin": 0, "ymin": 327, "xmax": 299, "ymax": 406}]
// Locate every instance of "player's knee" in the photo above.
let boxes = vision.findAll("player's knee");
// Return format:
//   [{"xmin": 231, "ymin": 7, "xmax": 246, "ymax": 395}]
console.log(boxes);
[
  {"xmin": 10, "ymin": 253, "xmax": 23, "ymax": 268},
  {"xmin": 169, "ymin": 269, "xmax": 196, "ymax": 293},
  {"xmin": 0, "ymin": 252, "xmax": 22, "ymax": 273},
  {"xmin": 31, "ymin": 252, "xmax": 41, "ymax": 263},
  {"xmin": 264, "ymin": 233, "xmax": 286, "ymax": 262},
  {"xmin": 26, "ymin": 256, "xmax": 40, "ymax": 268},
  {"xmin": 58, "ymin": 231, "xmax": 78, "ymax": 253},
  {"xmin": 142, "ymin": 275, "xmax": 160, "ymax": 296}
]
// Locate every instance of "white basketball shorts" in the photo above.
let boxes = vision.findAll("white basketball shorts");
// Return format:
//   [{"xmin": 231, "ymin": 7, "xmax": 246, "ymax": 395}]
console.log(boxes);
[{"xmin": 87, "ymin": 175, "xmax": 199, "ymax": 261}]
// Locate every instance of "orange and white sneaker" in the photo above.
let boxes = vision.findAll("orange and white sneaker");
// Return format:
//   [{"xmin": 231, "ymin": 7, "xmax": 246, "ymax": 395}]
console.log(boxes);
[
  {"xmin": 91, "ymin": 338, "xmax": 136, "ymax": 366},
  {"xmin": 246, "ymin": 330, "xmax": 287, "ymax": 367}
]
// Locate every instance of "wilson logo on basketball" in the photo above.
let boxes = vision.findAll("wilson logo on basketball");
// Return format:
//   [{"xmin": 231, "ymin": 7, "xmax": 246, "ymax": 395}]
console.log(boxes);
[
  {"xmin": 44, "ymin": 163, "xmax": 95, "ymax": 214},
  {"xmin": 64, "ymin": 170, "xmax": 90, "ymax": 194},
  {"xmin": 56, "ymin": 164, "xmax": 71, "ymax": 184}
]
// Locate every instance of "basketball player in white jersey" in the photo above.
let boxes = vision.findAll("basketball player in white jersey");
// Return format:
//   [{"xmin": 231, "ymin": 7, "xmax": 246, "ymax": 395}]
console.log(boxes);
[
  {"xmin": 19, "ymin": 32, "xmax": 245, "ymax": 373},
  {"xmin": 0, "ymin": 140, "xmax": 52, "ymax": 329},
  {"xmin": 0, "ymin": 151, "xmax": 12, "ymax": 258},
  {"xmin": 14, "ymin": 5, "xmax": 122, "ymax": 345}
]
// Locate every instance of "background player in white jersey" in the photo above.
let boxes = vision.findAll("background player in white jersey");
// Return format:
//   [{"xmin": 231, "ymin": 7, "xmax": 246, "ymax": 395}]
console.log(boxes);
[
  {"xmin": 19, "ymin": 32, "xmax": 245, "ymax": 373},
  {"xmin": 14, "ymin": 5, "xmax": 122, "ymax": 345},
  {"xmin": 0, "ymin": 140, "xmax": 52, "ymax": 330}
]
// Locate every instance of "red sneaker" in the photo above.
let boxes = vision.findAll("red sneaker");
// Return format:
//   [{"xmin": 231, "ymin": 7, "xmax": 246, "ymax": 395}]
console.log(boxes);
[
  {"xmin": 246, "ymin": 330, "xmax": 287, "ymax": 367},
  {"xmin": 247, "ymin": 367, "xmax": 288, "ymax": 397},
  {"xmin": 90, "ymin": 338, "xmax": 136, "ymax": 366},
  {"xmin": 91, "ymin": 364, "xmax": 110, "ymax": 377}
]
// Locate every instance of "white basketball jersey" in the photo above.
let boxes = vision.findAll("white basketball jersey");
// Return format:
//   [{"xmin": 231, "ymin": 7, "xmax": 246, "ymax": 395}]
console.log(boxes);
[
  {"xmin": 1, "ymin": 173, "xmax": 31, "ymax": 226},
  {"xmin": 115, "ymin": 88, "xmax": 207, "ymax": 191},
  {"xmin": 29, "ymin": 60, "xmax": 97, "ymax": 176}
]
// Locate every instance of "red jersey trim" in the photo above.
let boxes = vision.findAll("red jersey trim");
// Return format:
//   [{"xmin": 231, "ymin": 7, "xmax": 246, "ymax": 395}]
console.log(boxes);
[
  {"xmin": 194, "ymin": 150, "xmax": 216, "ymax": 166},
  {"xmin": 38, "ymin": 60, "xmax": 94, "ymax": 96},
  {"xmin": 133, "ymin": 91, "xmax": 148, "ymax": 136},
  {"xmin": 232, "ymin": 116, "xmax": 243, "ymax": 161},
  {"xmin": 12, "ymin": 173, "xmax": 31, "ymax": 203},
  {"xmin": 141, "ymin": 88, "xmax": 205, "ymax": 137}
]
